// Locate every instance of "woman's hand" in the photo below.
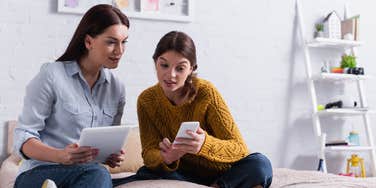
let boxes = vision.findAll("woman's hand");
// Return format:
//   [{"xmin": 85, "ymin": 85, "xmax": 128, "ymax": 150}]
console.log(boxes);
[
  {"xmin": 159, "ymin": 138, "xmax": 185, "ymax": 165},
  {"xmin": 58, "ymin": 143, "xmax": 98, "ymax": 165},
  {"xmin": 172, "ymin": 127, "xmax": 206, "ymax": 154},
  {"xmin": 104, "ymin": 150, "xmax": 125, "ymax": 168}
]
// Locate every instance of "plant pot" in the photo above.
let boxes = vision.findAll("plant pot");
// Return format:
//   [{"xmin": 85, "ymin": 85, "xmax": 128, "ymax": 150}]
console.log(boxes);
[{"xmin": 314, "ymin": 31, "xmax": 324, "ymax": 38}]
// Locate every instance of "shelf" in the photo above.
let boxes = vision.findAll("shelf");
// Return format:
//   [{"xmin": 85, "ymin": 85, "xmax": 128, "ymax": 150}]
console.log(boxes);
[
  {"xmin": 125, "ymin": 11, "xmax": 193, "ymax": 22},
  {"xmin": 315, "ymin": 108, "xmax": 375, "ymax": 116},
  {"xmin": 57, "ymin": 0, "xmax": 194, "ymax": 23},
  {"xmin": 312, "ymin": 73, "xmax": 370, "ymax": 81},
  {"xmin": 306, "ymin": 37, "xmax": 363, "ymax": 48},
  {"xmin": 325, "ymin": 146, "xmax": 374, "ymax": 152}
]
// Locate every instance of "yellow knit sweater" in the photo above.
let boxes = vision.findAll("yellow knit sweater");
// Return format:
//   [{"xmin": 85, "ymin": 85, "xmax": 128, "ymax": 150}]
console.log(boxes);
[{"xmin": 137, "ymin": 78, "xmax": 249, "ymax": 178}]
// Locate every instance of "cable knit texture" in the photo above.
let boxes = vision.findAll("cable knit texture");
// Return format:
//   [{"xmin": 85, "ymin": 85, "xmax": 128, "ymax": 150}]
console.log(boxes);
[{"xmin": 137, "ymin": 78, "xmax": 250, "ymax": 178}]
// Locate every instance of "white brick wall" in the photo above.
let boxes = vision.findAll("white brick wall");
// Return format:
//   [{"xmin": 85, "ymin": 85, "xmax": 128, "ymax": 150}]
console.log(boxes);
[{"xmin": 1, "ymin": 0, "xmax": 376, "ymax": 175}]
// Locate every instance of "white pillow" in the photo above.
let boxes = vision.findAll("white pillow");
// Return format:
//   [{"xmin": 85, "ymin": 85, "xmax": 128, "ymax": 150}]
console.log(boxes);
[{"xmin": 0, "ymin": 154, "xmax": 21, "ymax": 188}]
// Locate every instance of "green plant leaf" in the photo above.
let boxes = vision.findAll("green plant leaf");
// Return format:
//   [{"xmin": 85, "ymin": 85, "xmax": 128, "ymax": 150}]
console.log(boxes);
[{"xmin": 340, "ymin": 55, "xmax": 357, "ymax": 68}]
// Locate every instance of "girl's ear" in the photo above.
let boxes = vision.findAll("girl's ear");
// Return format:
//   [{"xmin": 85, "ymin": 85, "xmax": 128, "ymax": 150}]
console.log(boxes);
[{"xmin": 84, "ymin": 34, "xmax": 93, "ymax": 50}]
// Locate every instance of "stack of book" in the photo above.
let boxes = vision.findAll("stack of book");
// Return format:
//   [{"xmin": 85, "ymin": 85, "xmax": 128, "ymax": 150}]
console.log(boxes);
[{"xmin": 341, "ymin": 15, "xmax": 360, "ymax": 40}]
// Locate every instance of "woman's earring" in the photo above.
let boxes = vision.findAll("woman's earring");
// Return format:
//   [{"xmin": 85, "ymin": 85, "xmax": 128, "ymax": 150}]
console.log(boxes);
[{"xmin": 193, "ymin": 65, "xmax": 198, "ymax": 71}]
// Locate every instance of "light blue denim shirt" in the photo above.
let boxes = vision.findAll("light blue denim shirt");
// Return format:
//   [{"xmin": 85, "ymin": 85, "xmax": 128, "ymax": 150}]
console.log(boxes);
[{"xmin": 14, "ymin": 61, "xmax": 125, "ymax": 174}]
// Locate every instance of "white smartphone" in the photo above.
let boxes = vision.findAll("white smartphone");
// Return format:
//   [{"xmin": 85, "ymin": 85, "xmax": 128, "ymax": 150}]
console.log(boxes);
[{"xmin": 173, "ymin": 121, "xmax": 200, "ymax": 144}]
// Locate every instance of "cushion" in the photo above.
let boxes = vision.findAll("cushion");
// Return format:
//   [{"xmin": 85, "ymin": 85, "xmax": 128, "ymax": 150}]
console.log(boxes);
[
  {"xmin": 7, "ymin": 120, "xmax": 17, "ymax": 155},
  {"xmin": 0, "ymin": 154, "xmax": 21, "ymax": 188},
  {"xmin": 107, "ymin": 126, "xmax": 144, "ymax": 173},
  {"xmin": 116, "ymin": 180, "xmax": 209, "ymax": 188}
]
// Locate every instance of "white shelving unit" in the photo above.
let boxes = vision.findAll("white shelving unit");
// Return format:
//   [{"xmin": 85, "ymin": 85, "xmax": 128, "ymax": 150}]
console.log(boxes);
[{"xmin": 296, "ymin": 0, "xmax": 376, "ymax": 176}]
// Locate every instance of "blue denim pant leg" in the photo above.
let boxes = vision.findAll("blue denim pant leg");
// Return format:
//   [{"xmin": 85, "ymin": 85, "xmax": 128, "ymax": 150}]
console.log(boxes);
[
  {"xmin": 216, "ymin": 153, "xmax": 273, "ymax": 188},
  {"xmin": 14, "ymin": 163, "xmax": 112, "ymax": 188}
]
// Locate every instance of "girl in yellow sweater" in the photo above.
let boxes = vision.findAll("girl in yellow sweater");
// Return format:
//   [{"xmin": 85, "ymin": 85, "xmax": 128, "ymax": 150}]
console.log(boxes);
[{"xmin": 115, "ymin": 31, "xmax": 272, "ymax": 188}]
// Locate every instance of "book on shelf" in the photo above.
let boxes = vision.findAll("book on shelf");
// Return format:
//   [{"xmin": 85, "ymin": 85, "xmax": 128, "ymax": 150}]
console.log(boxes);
[
  {"xmin": 326, "ymin": 140, "xmax": 349, "ymax": 146},
  {"xmin": 341, "ymin": 15, "xmax": 359, "ymax": 40}
]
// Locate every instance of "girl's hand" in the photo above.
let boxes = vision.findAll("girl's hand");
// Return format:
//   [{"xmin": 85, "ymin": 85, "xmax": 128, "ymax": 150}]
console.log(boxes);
[
  {"xmin": 104, "ymin": 150, "xmax": 125, "ymax": 168},
  {"xmin": 58, "ymin": 143, "xmax": 98, "ymax": 165},
  {"xmin": 159, "ymin": 138, "xmax": 185, "ymax": 165},
  {"xmin": 172, "ymin": 127, "xmax": 206, "ymax": 154}
]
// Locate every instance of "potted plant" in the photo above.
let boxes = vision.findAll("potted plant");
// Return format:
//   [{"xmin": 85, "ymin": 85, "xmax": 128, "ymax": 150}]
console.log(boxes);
[
  {"xmin": 340, "ymin": 54, "xmax": 357, "ymax": 68},
  {"xmin": 340, "ymin": 54, "xmax": 357, "ymax": 74},
  {"xmin": 314, "ymin": 23, "xmax": 324, "ymax": 38}
]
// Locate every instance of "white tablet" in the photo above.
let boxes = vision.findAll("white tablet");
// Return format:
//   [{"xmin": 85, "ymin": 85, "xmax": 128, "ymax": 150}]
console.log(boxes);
[
  {"xmin": 78, "ymin": 125, "xmax": 132, "ymax": 162},
  {"xmin": 173, "ymin": 121, "xmax": 200, "ymax": 144}
]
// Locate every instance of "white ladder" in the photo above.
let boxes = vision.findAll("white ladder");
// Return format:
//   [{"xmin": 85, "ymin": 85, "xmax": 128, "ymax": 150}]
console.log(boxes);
[{"xmin": 296, "ymin": 0, "xmax": 376, "ymax": 176}]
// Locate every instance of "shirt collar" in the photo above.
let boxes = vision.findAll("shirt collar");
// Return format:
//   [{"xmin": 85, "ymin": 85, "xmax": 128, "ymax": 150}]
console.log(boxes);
[
  {"xmin": 64, "ymin": 61, "xmax": 111, "ymax": 84},
  {"xmin": 97, "ymin": 68, "xmax": 111, "ymax": 84}
]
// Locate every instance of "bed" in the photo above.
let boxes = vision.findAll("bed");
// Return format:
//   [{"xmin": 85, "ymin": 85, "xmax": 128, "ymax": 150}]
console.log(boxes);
[{"xmin": 1, "ymin": 121, "xmax": 375, "ymax": 188}]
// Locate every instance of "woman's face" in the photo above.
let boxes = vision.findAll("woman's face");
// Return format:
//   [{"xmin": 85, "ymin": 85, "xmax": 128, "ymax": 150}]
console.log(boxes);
[
  {"xmin": 155, "ymin": 50, "xmax": 193, "ymax": 96},
  {"xmin": 85, "ymin": 24, "xmax": 128, "ymax": 69}
]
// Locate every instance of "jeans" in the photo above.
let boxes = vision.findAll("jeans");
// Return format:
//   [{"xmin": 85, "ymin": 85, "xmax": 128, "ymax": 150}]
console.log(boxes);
[
  {"xmin": 14, "ymin": 163, "xmax": 112, "ymax": 188},
  {"xmin": 113, "ymin": 153, "xmax": 273, "ymax": 188}
]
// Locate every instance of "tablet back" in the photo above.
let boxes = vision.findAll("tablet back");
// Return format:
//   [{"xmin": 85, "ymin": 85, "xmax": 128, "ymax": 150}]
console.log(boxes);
[{"xmin": 78, "ymin": 126, "xmax": 131, "ymax": 162}]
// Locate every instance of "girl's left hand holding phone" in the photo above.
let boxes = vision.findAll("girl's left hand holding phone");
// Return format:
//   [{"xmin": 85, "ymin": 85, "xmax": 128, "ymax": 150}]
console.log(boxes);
[
  {"xmin": 173, "ymin": 127, "xmax": 206, "ymax": 154},
  {"xmin": 159, "ymin": 138, "xmax": 185, "ymax": 165}
]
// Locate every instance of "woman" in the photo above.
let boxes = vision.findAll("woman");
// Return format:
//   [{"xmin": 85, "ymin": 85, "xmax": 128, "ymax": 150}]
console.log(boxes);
[
  {"xmin": 117, "ymin": 31, "xmax": 273, "ymax": 188},
  {"xmin": 13, "ymin": 4, "xmax": 129, "ymax": 188}
]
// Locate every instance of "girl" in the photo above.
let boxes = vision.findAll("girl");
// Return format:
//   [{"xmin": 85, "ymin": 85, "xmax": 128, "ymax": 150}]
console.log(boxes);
[{"xmin": 116, "ymin": 31, "xmax": 273, "ymax": 188}]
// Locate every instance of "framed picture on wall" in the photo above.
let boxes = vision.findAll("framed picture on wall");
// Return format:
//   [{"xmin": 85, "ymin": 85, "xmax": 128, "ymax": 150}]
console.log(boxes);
[
  {"xmin": 57, "ymin": 0, "xmax": 194, "ymax": 22},
  {"xmin": 140, "ymin": 0, "xmax": 160, "ymax": 12},
  {"xmin": 57, "ymin": 0, "xmax": 112, "ymax": 14}
]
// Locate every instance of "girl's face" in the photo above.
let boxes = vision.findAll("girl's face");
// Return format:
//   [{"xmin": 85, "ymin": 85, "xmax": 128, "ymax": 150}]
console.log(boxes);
[
  {"xmin": 85, "ymin": 24, "xmax": 128, "ymax": 69},
  {"xmin": 155, "ymin": 50, "xmax": 193, "ymax": 96}
]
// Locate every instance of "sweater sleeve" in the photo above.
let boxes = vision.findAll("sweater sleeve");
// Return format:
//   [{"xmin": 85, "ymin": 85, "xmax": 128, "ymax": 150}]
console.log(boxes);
[
  {"xmin": 137, "ymin": 96, "xmax": 179, "ymax": 172},
  {"xmin": 197, "ymin": 86, "xmax": 249, "ymax": 163}
]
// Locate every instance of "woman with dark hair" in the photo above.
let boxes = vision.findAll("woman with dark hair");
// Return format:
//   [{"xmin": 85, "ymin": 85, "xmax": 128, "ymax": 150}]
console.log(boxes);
[
  {"xmin": 114, "ymin": 31, "xmax": 273, "ymax": 188},
  {"xmin": 13, "ymin": 4, "xmax": 129, "ymax": 188}
]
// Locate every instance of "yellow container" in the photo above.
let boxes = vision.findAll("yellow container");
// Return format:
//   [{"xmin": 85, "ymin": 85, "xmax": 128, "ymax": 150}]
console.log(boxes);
[{"xmin": 346, "ymin": 154, "xmax": 366, "ymax": 177}]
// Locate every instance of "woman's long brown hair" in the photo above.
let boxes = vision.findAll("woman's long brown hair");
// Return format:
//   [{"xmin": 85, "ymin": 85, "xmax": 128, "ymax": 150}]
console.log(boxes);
[{"xmin": 57, "ymin": 4, "xmax": 129, "ymax": 61}]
